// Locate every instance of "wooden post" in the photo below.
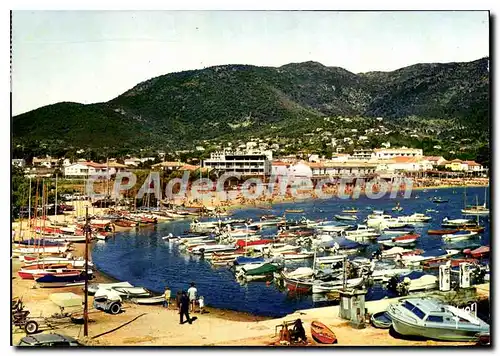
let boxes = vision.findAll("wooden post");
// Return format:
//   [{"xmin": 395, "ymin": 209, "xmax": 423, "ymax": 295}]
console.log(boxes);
[{"xmin": 84, "ymin": 206, "xmax": 89, "ymax": 337}]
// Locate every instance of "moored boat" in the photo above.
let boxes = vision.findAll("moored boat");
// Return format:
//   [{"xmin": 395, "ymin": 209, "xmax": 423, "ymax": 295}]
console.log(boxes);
[
  {"xmin": 463, "ymin": 245, "xmax": 490, "ymax": 258},
  {"xmin": 442, "ymin": 230, "xmax": 478, "ymax": 242},
  {"xmin": 371, "ymin": 311, "xmax": 393, "ymax": 329},
  {"xmin": 387, "ymin": 298, "xmax": 489, "ymax": 341},
  {"xmin": 334, "ymin": 214, "xmax": 357, "ymax": 221},
  {"xmin": 310, "ymin": 321, "xmax": 337, "ymax": 344}
]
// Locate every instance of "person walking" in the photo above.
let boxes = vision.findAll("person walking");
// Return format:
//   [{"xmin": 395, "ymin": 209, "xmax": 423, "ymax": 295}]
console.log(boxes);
[
  {"xmin": 187, "ymin": 282, "xmax": 198, "ymax": 313},
  {"xmin": 176, "ymin": 290, "xmax": 182, "ymax": 311},
  {"xmin": 179, "ymin": 291, "xmax": 191, "ymax": 325}
]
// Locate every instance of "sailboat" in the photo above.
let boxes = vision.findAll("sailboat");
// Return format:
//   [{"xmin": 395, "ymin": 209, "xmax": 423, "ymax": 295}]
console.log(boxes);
[{"xmin": 462, "ymin": 187, "xmax": 489, "ymax": 215}]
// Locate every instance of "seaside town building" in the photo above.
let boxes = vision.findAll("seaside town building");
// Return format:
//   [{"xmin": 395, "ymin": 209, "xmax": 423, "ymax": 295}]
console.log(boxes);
[
  {"xmin": 203, "ymin": 149, "xmax": 273, "ymax": 176},
  {"xmin": 64, "ymin": 161, "xmax": 127, "ymax": 178},
  {"xmin": 373, "ymin": 148, "xmax": 423, "ymax": 159},
  {"xmin": 32, "ymin": 156, "xmax": 59, "ymax": 168}
]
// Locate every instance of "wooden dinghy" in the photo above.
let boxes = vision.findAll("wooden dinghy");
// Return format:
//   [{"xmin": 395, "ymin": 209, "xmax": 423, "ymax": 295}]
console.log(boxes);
[
  {"xmin": 370, "ymin": 311, "xmax": 393, "ymax": 329},
  {"xmin": 310, "ymin": 321, "xmax": 337, "ymax": 344}
]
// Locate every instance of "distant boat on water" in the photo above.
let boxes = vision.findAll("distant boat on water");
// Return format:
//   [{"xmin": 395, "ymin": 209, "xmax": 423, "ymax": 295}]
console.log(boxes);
[{"xmin": 285, "ymin": 209, "xmax": 304, "ymax": 213}]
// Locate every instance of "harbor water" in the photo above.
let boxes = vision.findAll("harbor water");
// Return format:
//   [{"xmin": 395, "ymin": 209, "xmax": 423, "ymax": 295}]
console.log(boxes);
[{"xmin": 92, "ymin": 187, "xmax": 490, "ymax": 318}]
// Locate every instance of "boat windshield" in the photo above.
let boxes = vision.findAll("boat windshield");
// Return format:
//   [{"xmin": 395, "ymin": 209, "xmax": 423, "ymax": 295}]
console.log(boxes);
[
  {"xmin": 403, "ymin": 301, "xmax": 426, "ymax": 319},
  {"xmin": 426, "ymin": 315, "xmax": 444, "ymax": 323}
]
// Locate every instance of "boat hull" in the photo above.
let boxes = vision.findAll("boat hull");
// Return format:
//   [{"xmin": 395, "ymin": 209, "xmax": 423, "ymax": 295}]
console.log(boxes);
[{"xmin": 391, "ymin": 316, "xmax": 487, "ymax": 342}]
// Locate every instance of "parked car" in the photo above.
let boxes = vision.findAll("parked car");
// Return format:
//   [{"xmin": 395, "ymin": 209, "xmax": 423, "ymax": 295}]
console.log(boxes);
[{"xmin": 17, "ymin": 333, "xmax": 81, "ymax": 347}]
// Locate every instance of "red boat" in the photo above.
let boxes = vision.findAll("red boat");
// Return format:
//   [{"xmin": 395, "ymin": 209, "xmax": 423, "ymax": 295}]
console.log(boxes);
[
  {"xmin": 18, "ymin": 268, "xmax": 83, "ymax": 280},
  {"xmin": 114, "ymin": 219, "xmax": 138, "ymax": 228},
  {"xmin": 310, "ymin": 321, "xmax": 337, "ymax": 344},
  {"xmin": 401, "ymin": 249, "xmax": 424, "ymax": 257},
  {"xmin": 428, "ymin": 229, "xmax": 459, "ymax": 235},
  {"xmin": 423, "ymin": 258, "xmax": 479, "ymax": 269},
  {"xmin": 464, "ymin": 246, "xmax": 490, "ymax": 258},
  {"xmin": 236, "ymin": 239, "xmax": 273, "ymax": 248},
  {"xmin": 393, "ymin": 233, "xmax": 420, "ymax": 242},
  {"xmin": 284, "ymin": 277, "xmax": 313, "ymax": 294}
]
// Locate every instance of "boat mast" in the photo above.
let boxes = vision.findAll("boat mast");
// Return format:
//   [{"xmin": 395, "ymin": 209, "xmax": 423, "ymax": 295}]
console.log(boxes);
[
  {"xmin": 84, "ymin": 206, "xmax": 89, "ymax": 337},
  {"xmin": 484, "ymin": 186, "xmax": 487, "ymax": 208},
  {"xmin": 55, "ymin": 173, "xmax": 58, "ymax": 222},
  {"xmin": 28, "ymin": 176, "xmax": 32, "ymax": 231}
]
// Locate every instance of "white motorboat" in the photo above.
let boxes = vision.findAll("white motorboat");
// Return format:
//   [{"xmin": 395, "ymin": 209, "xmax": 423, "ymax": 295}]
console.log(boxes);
[
  {"xmin": 380, "ymin": 246, "xmax": 413, "ymax": 258},
  {"xmin": 334, "ymin": 214, "xmax": 358, "ymax": 221},
  {"xmin": 366, "ymin": 214, "xmax": 393, "ymax": 227},
  {"xmin": 312, "ymin": 277, "xmax": 364, "ymax": 294},
  {"xmin": 397, "ymin": 213, "xmax": 431, "ymax": 223},
  {"xmin": 387, "ymin": 298, "xmax": 489, "ymax": 341},
  {"xmin": 442, "ymin": 230, "xmax": 479, "ymax": 242},
  {"xmin": 190, "ymin": 244, "xmax": 238, "ymax": 255},
  {"xmin": 316, "ymin": 223, "xmax": 352, "ymax": 232},
  {"xmin": 343, "ymin": 225, "xmax": 380, "ymax": 241},
  {"xmin": 88, "ymin": 281, "xmax": 134, "ymax": 295},
  {"xmin": 441, "ymin": 217, "xmax": 476, "ymax": 227}
]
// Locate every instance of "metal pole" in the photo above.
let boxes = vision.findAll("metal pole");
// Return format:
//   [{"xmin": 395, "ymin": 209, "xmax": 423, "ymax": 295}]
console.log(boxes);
[
  {"xmin": 55, "ymin": 174, "xmax": 58, "ymax": 221},
  {"xmin": 28, "ymin": 177, "xmax": 32, "ymax": 230},
  {"xmin": 84, "ymin": 206, "xmax": 89, "ymax": 337}
]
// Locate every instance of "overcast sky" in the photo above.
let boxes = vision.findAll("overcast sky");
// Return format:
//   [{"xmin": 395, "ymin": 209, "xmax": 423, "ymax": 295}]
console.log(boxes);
[{"xmin": 12, "ymin": 10, "xmax": 489, "ymax": 115}]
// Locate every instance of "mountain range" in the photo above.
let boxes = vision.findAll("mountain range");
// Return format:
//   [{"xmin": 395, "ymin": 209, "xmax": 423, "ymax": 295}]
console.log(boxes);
[{"xmin": 13, "ymin": 57, "xmax": 489, "ymax": 150}]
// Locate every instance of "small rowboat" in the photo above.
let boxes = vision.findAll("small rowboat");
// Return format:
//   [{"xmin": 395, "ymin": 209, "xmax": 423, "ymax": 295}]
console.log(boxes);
[
  {"xmin": 371, "ymin": 311, "xmax": 393, "ymax": 329},
  {"xmin": 310, "ymin": 321, "xmax": 337, "ymax": 344}
]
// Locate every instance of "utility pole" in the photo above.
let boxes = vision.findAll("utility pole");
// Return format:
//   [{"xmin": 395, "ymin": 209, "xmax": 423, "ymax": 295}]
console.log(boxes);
[{"xmin": 84, "ymin": 206, "xmax": 90, "ymax": 337}]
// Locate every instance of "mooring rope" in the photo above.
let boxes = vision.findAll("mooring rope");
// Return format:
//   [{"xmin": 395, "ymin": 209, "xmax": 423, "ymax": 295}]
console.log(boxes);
[{"xmin": 91, "ymin": 313, "xmax": 147, "ymax": 339}]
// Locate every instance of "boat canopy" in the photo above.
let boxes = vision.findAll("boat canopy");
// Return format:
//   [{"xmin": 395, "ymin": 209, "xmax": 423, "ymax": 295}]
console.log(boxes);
[
  {"xmin": 234, "ymin": 256, "xmax": 265, "ymax": 265},
  {"xmin": 421, "ymin": 249, "xmax": 448, "ymax": 257}
]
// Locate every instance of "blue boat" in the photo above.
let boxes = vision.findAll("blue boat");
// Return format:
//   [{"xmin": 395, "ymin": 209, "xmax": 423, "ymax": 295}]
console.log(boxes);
[
  {"xmin": 234, "ymin": 256, "xmax": 265, "ymax": 265},
  {"xmin": 35, "ymin": 273, "xmax": 91, "ymax": 288}
]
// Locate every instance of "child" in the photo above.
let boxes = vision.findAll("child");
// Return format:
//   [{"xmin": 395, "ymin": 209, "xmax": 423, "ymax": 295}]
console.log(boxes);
[
  {"xmin": 198, "ymin": 296, "xmax": 205, "ymax": 314},
  {"xmin": 163, "ymin": 287, "xmax": 171, "ymax": 308}
]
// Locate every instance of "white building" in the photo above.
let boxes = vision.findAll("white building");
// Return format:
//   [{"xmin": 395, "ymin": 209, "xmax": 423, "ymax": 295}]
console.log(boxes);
[
  {"xmin": 373, "ymin": 148, "xmax": 423, "ymax": 160},
  {"xmin": 12, "ymin": 159, "xmax": 26, "ymax": 168},
  {"xmin": 64, "ymin": 161, "xmax": 127, "ymax": 178},
  {"xmin": 350, "ymin": 149, "xmax": 374, "ymax": 161},
  {"xmin": 203, "ymin": 150, "xmax": 273, "ymax": 176},
  {"xmin": 32, "ymin": 156, "xmax": 59, "ymax": 168}
]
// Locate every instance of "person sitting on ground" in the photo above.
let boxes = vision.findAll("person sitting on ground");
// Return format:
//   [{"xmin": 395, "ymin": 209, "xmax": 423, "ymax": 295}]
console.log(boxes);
[
  {"xmin": 198, "ymin": 296, "xmax": 205, "ymax": 314},
  {"xmin": 291, "ymin": 318, "xmax": 307, "ymax": 344}
]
